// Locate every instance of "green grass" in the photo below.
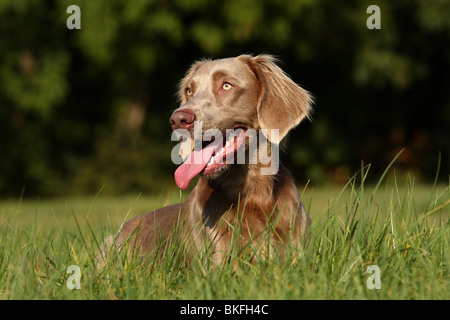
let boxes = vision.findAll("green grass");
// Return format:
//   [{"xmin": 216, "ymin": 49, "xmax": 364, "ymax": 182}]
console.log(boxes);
[{"xmin": 0, "ymin": 173, "xmax": 448, "ymax": 300}]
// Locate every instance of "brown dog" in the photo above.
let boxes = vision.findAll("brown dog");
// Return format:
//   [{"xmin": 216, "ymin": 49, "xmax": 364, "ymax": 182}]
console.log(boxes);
[{"xmin": 98, "ymin": 54, "xmax": 313, "ymax": 266}]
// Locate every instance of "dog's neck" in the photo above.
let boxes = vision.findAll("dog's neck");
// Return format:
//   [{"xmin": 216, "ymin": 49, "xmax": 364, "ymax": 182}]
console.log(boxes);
[
  {"xmin": 191, "ymin": 161, "xmax": 303, "ymax": 237},
  {"xmin": 196, "ymin": 162, "xmax": 281, "ymax": 210}
]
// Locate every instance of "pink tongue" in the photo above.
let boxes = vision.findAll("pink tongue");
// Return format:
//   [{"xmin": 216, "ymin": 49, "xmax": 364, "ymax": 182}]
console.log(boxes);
[{"xmin": 174, "ymin": 139, "xmax": 222, "ymax": 190}]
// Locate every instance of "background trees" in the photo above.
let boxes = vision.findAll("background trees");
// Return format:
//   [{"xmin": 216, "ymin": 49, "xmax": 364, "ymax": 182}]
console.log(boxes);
[{"xmin": 1, "ymin": 0, "xmax": 449, "ymax": 196}]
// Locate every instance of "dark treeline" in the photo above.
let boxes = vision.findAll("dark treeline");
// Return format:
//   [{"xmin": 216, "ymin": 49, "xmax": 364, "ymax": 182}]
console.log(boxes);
[{"xmin": 0, "ymin": 0, "xmax": 449, "ymax": 197}]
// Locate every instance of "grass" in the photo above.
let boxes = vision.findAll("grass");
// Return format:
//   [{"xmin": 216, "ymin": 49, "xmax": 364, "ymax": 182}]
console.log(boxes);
[{"xmin": 0, "ymin": 171, "xmax": 448, "ymax": 300}]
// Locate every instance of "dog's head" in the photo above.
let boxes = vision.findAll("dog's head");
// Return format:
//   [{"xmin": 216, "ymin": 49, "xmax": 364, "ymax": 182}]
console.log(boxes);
[{"xmin": 170, "ymin": 54, "xmax": 313, "ymax": 190}]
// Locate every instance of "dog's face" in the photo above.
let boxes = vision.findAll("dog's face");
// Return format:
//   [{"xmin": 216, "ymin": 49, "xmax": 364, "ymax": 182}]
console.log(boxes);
[
  {"xmin": 171, "ymin": 54, "xmax": 313, "ymax": 190},
  {"xmin": 178, "ymin": 56, "xmax": 261, "ymax": 133}
]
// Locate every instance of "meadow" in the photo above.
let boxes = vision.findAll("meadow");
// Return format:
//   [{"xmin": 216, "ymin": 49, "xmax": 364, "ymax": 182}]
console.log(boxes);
[{"xmin": 0, "ymin": 170, "xmax": 448, "ymax": 300}]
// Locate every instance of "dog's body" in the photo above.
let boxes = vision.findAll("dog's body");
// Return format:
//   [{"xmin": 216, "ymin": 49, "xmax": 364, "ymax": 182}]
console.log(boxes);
[{"xmin": 99, "ymin": 54, "xmax": 313, "ymax": 266}]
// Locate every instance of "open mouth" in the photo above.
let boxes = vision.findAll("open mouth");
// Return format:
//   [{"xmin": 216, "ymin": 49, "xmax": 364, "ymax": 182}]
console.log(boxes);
[{"xmin": 174, "ymin": 127, "xmax": 247, "ymax": 190}]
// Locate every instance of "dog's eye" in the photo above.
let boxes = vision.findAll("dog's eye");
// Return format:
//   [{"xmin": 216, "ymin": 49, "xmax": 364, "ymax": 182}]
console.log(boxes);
[
  {"xmin": 186, "ymin": 88, "xmax": 193, "ymax": 96},
  {"xmin": 222, "ymin": 82, "xmax": 233, "ymax": 91}
]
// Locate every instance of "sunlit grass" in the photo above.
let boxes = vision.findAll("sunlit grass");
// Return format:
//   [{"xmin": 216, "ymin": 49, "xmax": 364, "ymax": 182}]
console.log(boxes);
[{"xmin": 0, "ymin": 170, "xmax": 448, "ymax": 299}]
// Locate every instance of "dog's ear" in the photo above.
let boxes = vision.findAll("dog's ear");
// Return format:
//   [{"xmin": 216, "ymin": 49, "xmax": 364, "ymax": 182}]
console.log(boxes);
[
  {"xmin": 243, "ymin": 54, "xmax": 313, "ymax": 143},
  {"xmin": 178, "ymin": 59, "xmax": 208, "ymax": 104}
]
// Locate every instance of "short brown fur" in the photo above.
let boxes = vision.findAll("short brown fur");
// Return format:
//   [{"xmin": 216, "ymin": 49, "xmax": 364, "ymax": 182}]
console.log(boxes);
[{"xmin": 97, "ymin": 54, "xmax": 313, "ymax": 267}]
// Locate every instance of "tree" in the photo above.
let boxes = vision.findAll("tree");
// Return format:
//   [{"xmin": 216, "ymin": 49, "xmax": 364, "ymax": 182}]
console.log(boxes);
[{"xmin": 0, "ymin": 0, "xmax": 449, "ymax": 196}]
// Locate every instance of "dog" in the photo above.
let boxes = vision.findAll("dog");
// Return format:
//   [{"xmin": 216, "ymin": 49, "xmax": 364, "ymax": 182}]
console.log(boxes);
[{"xmin": 97, "ymin": 54, "xmax": 313, "ymax": 267}]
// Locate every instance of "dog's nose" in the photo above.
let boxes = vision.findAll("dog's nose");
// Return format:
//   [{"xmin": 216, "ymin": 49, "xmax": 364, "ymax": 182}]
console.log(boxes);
[{"xmin": 170, "ymin": 109, "xmax": 195, "ymax": 130}]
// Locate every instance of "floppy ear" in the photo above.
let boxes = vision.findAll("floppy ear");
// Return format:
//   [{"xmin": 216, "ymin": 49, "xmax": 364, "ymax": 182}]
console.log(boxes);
[
  {"xmin": 244, "ymin": 54, "xmax": 313, "ymax": 143},
  {"xmin": 178, "ymin": 59, "xmax": 209, "ymax": 104}
]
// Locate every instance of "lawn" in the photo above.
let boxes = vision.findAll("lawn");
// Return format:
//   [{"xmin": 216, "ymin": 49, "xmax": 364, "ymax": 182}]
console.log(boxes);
[{"xmin": 0, "ymin": 173, "xmax": 448, "ymax": 300}]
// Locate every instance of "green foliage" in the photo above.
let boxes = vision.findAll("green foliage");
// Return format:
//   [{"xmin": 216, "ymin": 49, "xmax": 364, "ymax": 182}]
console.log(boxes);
[{"xmin": 0, "ymin": 0, "xmax": 449, "ymax": 196}]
